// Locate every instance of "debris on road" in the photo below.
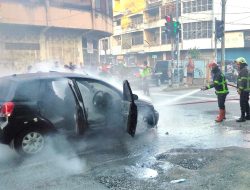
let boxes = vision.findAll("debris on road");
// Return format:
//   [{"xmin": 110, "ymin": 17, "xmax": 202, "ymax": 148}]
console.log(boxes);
[{"xmin": 170, "ymin": 178, "xmax": 186, "ymax": 183}]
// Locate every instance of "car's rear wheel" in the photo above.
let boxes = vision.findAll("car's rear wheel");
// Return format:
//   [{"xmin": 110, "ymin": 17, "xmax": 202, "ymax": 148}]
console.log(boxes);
[{"xmin": 14, "ymin": 128, "xmax": 46, "ymax": 156}]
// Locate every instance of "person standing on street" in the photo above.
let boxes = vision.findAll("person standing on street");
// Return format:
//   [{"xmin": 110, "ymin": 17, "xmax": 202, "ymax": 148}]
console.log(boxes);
[
  {"xmin": 140, "ymin": 61, "xmax": 151, "ymax": 96},
  {"xmin": 235, "ymin": 57, "xmax": 250, "ymax": 122},
  {"xmin": 201, "ymin": 61, "xmax": 229, "ymax": 122},
  {"xmin": 186, "ymin": 57, "xmax": 195, "ymax": 86}
]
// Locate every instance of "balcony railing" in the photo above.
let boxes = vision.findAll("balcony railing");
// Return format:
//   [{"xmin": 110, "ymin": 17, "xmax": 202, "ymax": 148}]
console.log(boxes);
[{"xmin": 144, "ymin": 16, "xmax": 160, "ymax": 24}]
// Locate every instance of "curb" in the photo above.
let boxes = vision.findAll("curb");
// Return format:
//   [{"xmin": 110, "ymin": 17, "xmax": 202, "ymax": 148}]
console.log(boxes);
[{"xmin": 162, "ymin": 85, "xmax": 202, "ymax": 92}]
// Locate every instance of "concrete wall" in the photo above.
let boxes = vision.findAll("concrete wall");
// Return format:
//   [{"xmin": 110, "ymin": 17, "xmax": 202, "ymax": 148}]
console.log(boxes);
[
  {"xmin": 0, "ymin": 25, "xmax": 83, "ymax": 72},
  {"xmin": 0, "ymin": 1, "xmax": 112, "ymax": 33},
  {"xmin": 0, "ymin": 0, "xmax": 113, "ymax": 71}
]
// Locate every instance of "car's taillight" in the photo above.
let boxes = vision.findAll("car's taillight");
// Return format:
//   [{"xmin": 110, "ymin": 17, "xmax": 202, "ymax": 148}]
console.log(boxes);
[{"xmin": 0, "ymin": 102, "xmax": 15, "ymax": 117}]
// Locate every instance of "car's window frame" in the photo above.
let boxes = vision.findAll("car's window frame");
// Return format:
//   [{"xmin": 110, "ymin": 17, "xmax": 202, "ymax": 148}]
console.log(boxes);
[
  {"xmin": 73, "ymin": 77, "xmax": 123, "ymax": 99},
  {"xmin": 13, "ymin": 79, "xmax": 41, "ymax": 102}
]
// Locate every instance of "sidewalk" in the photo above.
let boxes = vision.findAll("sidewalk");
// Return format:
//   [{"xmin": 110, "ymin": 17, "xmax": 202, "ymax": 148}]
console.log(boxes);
[
  {"xmin": 155, "ymin": 78, "xmax": 206, "ymax": 92},
  {"xmin": 161, "ymin": 84, "xmax": 202, "ymax": 92}
]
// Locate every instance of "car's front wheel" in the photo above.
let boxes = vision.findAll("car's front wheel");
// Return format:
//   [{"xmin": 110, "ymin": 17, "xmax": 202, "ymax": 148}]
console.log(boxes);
[
  {"xmin": 14, "ymin": 128, "xmax": 46, "ymax": 156},
  {"xmin": 143, "ymin": 115, "xmax": 156, "ymax": 128}
]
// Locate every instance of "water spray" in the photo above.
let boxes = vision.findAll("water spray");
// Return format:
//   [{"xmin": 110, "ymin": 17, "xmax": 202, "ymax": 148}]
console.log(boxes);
[{"xmin": 155, "ymin": 89, "xmax": 201, "ymax": 107}]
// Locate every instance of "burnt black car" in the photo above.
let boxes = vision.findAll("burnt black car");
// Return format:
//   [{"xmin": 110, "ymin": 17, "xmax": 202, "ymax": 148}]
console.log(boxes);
[{"xmin": 0, "ymin": 72, "xmax": 159, "ymax": 156}]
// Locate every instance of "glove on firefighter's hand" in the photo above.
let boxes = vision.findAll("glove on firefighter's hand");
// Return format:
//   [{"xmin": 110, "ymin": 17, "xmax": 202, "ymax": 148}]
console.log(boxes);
[{"xmin": 201, "ymin": 86, "xmax": 208, "ymax": 91}]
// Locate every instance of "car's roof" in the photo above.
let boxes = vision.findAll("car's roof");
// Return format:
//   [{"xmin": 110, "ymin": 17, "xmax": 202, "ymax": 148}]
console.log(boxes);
[{"xmin": 0, "ymin": 72, "xmax": 96, "ymax": 82}]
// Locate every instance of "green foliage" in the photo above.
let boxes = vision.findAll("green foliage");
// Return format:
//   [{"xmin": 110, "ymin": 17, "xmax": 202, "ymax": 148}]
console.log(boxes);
[{"xmin": 188, "ymin": 47, "xmax": 201, "ymax": 59}]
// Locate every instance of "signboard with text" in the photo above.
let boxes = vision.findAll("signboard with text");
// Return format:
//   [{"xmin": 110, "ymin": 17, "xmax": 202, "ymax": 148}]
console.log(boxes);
[{"xmin": 244, "ymin": 31, "xmax": 250, "ymax": 47}]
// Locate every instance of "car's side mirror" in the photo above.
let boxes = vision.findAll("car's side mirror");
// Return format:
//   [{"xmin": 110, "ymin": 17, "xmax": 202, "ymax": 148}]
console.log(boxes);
[{"xmin": 133, "ymin": 94, "xmax": 139, "ymax": 100}]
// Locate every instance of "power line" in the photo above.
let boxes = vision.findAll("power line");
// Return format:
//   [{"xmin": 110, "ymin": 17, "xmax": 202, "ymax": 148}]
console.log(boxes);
[
  {"xmin": 213, "ymin": 1, "xmax": 250, "ymax": 10},
  {"xmin": 181, "ymin": 15, "xmax": 250, "ymax": 26},
  {"xmin": 184, "ymin": 11, "xmax": 250, "ymax": 15}
]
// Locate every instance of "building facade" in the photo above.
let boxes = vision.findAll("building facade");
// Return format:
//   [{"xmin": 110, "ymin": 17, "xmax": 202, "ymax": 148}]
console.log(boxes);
[
  {"xmin": 100, "ymin": 0, "xmax": 250, "ymax": 68},
  {"xmin": 0, "ymin": 0, "xmax": 113, "ymax": 72}
]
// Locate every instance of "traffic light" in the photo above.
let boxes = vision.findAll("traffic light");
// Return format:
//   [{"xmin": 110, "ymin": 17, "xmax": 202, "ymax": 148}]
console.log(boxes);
[
  {"xmin": 165, "ymin": 15, "xmax": 173, "ymax": 37},
  {"xmin": 165, "ymin": 15, "xmax": 181, "ymax": 39},
  {"xmin": 173, "ymin": 21, "xmax": 181, "ymax": 35},
  {"xmin": 215, "ymin": 19, "xmax": 224, "ymax": 39}
]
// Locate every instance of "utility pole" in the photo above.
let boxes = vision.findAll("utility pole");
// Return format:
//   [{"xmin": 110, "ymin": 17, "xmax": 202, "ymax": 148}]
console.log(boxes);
[
  {"xmin": 221, "ymin": 0, "xmax": 226, "ymax": 73},
  {"xmin": 214, "ymin": 18, "xmax": 217, "ymax": 62},
  {"xmin": 176, "ymin": 0, "xmax": 180, "ymax": 86}
]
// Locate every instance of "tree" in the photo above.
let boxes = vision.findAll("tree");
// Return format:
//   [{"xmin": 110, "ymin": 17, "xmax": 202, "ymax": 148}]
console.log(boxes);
[{"xmin": 188, "ymin": 47, "xmax": 201, "ymax": 59}]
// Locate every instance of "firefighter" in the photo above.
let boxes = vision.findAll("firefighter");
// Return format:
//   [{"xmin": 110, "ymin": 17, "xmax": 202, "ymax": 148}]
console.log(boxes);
[
  {"xmin": 234, "ymin": 57, "xmax": 250, "ymax": 122},
  {"xmin": 140, "ymin": 61, "xmax": 151, "ymax": 96},
  {"xmin": 201, "ymin": 61, "xmax": 229, "ymax": 122}
]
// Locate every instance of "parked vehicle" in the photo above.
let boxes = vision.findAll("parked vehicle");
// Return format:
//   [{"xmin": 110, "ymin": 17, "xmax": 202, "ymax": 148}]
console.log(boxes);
[
  {"xmin": 0, "ymin": 72, "xmax": 159, "ymax": 156},
  {"xmin": 151, "ymin": 60, "xmax": 170, "ymax": 86}
]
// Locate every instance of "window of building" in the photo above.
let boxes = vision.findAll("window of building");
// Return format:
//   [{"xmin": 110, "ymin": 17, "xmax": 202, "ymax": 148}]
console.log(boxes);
[
  {"xmin": 192, "ymin": 1, "xmax": 197, "ymax": 12},
  {"xmin": 95, "ymin": 0, "xmax": 101, "ymax": 11},
  {"xmin": 187, "ymin": 1, "xmax": 191, "ymax": 13},
  {"xmin": 106, "ymin": 0, "xmax": 113, "ymax": 17},
  {"xmin": 183, "ymin": 2, "xmax": 188, "ymax": 13},
  {"xmin": 49, "ymin": 0, "xmax": 92, "ymax": 11},
  {"xmin": 146, "ymin": 8, "xmax": 159, "ymax": 23},
  {"xmin": 113, "ymin": 36, "xmax": 121, "ymax": 46},
  {"xmin": 201, "ymin": 0, "xmax": 206, "ymax": 11},
  {"xmin": 208, "ymin": 0, "xmax": 213, "ymax": 10},
  {"xmin": 197, "ymin": 0, "xmax": 202, "ymax": 12},
  {"xmin": 95, "ymin": 0, "xmax": 112, "ymax": 16},
  {"xmin": 131, "ymin": 32, "xmax": 143, "ymax": 46},
  {"xmin": 183, "ymin": 21, "xmax": 212, "ymax": 40},
  {"xmin": 183, "ymin": 0, "xmax": 212, "ymax": 13},
  {"xmin": 122, "ymin": 34, "xmax": 132, "ymax": 49},
  {"xmin": 161, "ymin": 2, "xmax": 181, "ymax": 19},
  {"xmin": 114, "ymin": 19, "xmax": 121, "ymax": 26},
  {"xmin": 130, "ymin": 15, "xmax": 143, "ymax": 27},
  {"xmin": 161, "ymin": 27, "xmax": 171, "ymax": 44}
]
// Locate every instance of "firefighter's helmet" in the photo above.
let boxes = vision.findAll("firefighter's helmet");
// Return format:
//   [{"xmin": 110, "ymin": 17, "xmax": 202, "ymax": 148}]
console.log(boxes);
[
  {"xmin": 208, "ymin": 61, "xmax": 218, "ymax": 69},
  {"xmin": 235, "ymin": 57, "xmax": 247, "ymax": 65}
]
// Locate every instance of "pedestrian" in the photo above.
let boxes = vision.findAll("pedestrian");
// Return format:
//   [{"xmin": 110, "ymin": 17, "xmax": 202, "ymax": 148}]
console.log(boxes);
[
  {"xmin": 201, "ymin": 61, "xmax": 229, "ymax": 122},
  {"xmin": 69, "ymin": 62, "xmax": 75, "ymax": 71},
  {"xmin": 140, "ymin": 61, "xmax": 151, "ymax": 96},
  {"xmin": 186, "ymin": 57, "xmax": 195, "ymax": 86},
  {"xmin": 234, "ymin": 57, "xmax": 250, "ymax": 122}
]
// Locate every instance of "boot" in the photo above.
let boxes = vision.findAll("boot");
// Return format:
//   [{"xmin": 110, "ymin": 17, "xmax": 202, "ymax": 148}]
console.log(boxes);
[
  {"xmin": 236, "ymin": 117, "xmax": 246, "ymax": 122},
  {"xmin": 245, "ymin": 114, "xmax": 250, "ymax": 120},
  {"xmin": 215, "ymin": 109, "xmax": 224, "ymax": 122},
  {"xmin": 236, "ymin": 112, "xmax": 246, "ymax": 122},
  {"xmin": 222, "ymin": 109, "xmax": 226, "ymax": 120},
  {"xmin": 246, "ymin": 104, "xmax": 250, "ymax": 120}
]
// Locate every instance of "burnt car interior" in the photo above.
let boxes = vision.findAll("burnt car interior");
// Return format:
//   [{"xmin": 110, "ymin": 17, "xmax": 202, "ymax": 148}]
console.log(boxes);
[
  {"xmin": 39, "ymin": 79, "xmax": 77, "ymax": 132},
  {"xmin": 76, "ymin": 79, "xmax": 122, "ymax": 128}
]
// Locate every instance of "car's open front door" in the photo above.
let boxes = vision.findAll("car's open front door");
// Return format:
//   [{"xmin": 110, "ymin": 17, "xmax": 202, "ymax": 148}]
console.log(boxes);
[
  {"xmin": 68, "ymin": 80, "xmax": 88, "ymax": 135},
  {"xmin": 122, "ymin": 80, "xmax": 138, "ymax": 137}
]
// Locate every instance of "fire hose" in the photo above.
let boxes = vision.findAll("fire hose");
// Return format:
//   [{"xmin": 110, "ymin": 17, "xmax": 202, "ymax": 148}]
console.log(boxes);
[
  {"xmin": 227, "ymin": 83, "xmax": 237, "ymax": 88},
  {"xmin": 171, "ymin": 83, "xmax": 239, "ymax": 106}
]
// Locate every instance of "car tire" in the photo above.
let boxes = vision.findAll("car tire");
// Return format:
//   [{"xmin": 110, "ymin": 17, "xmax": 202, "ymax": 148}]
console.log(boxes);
[
  {"xmin": 144, "ymin": 115, "xmax": 155, "ymax": 128},
  {"xmin": 14, "ymin": 127, "xmax": 46, "ymax": 156}
]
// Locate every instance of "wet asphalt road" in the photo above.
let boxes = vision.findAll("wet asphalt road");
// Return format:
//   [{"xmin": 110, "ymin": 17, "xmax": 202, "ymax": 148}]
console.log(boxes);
[{"xmin": 1, "ymin": 85, "xmax": 250, "ymax": 189}]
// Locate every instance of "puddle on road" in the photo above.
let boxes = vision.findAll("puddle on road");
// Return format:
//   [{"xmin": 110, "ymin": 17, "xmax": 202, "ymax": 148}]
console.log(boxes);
[{"xmin": 126, "ymin": 166, "xmax": 158, "ymax": 179}]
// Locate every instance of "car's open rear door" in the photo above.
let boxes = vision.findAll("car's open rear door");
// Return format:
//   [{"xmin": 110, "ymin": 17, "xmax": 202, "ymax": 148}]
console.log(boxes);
[{"xmin": 122, "ymin": 80, "xmax": 138, "ymax": 137}]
